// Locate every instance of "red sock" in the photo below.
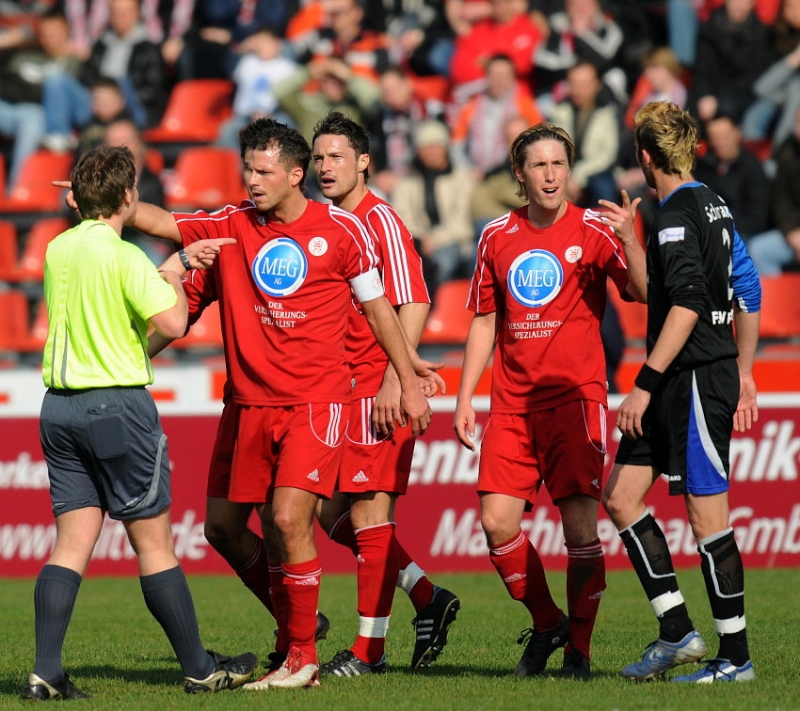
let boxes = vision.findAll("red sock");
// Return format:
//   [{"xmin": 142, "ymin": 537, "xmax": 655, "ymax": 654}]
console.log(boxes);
[
  {"xmin": 269, "ymin": 564, "xmax": 288, "ymax": 652},
  {"xmin": 328, "ymin": 510, "xmax": 359, "ymax": 556},
  {"xmin": 233, "ymin": 536, "xmax": 274, "ymax": 617},
  {"xmin": 396, "ymin": 539, "xmax": 434, "ymax": 612},
  {"xmin": 282, "ymin": 558, "xmax": 321, "ymax": 658},
  {"xmin": 489, "ymin": 531, "xmax": 561, "ymax": 630},
  {"xmin": 351, "ymin": 523, "xmax": 397, "ymax": 663},
  {"xmin": 565, "ymin": 539, "xmax": 606, "ymax": 660}
]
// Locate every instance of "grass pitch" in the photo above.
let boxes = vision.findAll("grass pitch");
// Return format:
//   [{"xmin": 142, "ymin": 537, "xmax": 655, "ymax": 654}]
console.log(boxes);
[{"xmin": 1, "ymin": 568, "xmax": 799, "ymax": 710}]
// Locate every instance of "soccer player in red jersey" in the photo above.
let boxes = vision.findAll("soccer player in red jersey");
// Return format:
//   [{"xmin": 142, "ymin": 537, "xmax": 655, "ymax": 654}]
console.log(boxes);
[
  {"xmin": 453, "ymin": 122, "xmax": 647, "ymax": 678},
  {"xmin": 310, "ymin": 111, "xmax": 460, "ymax": 675},
  {"xmin": 128, "ymin": 118, "xmax": 436, "ymax": 689}
]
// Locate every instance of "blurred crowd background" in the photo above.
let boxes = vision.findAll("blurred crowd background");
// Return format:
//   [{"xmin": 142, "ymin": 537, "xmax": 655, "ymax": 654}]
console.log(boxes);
[{"xmin": 2, "ymin": 0, "xmax": 800, "ymax": 389}]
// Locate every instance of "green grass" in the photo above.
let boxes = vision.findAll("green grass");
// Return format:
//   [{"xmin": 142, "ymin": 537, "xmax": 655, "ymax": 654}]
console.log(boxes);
[{"xmin": 1, "ymin": 568, "xmax": 799, "ymax": 710}]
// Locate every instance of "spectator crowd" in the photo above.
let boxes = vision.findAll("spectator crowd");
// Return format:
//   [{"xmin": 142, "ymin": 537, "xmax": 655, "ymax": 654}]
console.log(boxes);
[{"xmin": 2, "ymin": 0, "xmax": 800, "ymax": 301}]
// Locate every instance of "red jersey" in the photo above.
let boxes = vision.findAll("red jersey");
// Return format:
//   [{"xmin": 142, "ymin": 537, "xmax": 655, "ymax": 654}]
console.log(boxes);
[
  {"xmin": 176, "ymin": 200, "xmax": 383, "ymax": 406},
  {"xmin": 469, "ymin": 203, "xmax": 629, "ymax": 413},
  {"xmin": 346, "ymin": 191, "xmax": 429, "ymax": 396}
]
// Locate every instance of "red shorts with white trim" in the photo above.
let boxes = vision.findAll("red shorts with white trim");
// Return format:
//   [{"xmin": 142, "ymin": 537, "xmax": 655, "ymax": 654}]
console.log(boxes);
[
  {"xmin": 338, "ymin": 396, "xmax": 416, "ymax": 495},
  {"xmin": 212, "ymin": 402, "xmax": 346, "ymax": 503},
  {"xmin": 478, "ymin": 400, "xmax": 606, "ymax": 505}
]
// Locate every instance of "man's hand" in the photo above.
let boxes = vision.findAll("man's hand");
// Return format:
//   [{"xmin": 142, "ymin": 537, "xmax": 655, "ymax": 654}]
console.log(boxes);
[
  {"xmin": 182, "ymin": 238, "xmax": 237, "ymax": 269},
  {"xmin": 53, "ymin": 180, "xmax": 78, "ymax": 213},
  {"xmin": 453, "ymin": 398, "xmax": 477, "ymax": 451},
  {"xmin": 734, "ymin": 373, "xmax": 758, "ymax": 432},
  {"xmin": 616, "ymin": 386, "xmax": 650, "ymax": 439},
  {"xmin": 597, "ymin": 189, "xmax": 643, "ymax": 246},
  {"xmin": 411, "ymin": 354, "xmax": 446, "ymax": 395},
  {"xmin": 400, "ymin": 385, "xmax": 432, "ymax": 436},
  {"xmin": 372, "ymin": 377, "xmax": 403, "ymax": 435}
]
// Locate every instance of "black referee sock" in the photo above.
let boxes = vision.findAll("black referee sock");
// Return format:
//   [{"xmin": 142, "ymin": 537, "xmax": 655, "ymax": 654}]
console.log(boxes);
[
  {"xmin": 140, "ymin": 565, "xmax": 213, "ymax": 680},
  {"xmin": 698, "ymin": 528, "xmax": 750, "ymax": 666},
  {"xmin": 33, "ymin": 564, "xmax": 82, "ymax": 682},
  {"xmin": 620, "ymin": 513, "xmax": 694, "ymax": 643}
]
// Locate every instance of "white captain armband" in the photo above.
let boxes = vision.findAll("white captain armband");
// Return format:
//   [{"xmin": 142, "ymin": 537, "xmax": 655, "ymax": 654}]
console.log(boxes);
[{"xmin": 350, "ymin": 268, "xmax": 384, "ymax": 303}]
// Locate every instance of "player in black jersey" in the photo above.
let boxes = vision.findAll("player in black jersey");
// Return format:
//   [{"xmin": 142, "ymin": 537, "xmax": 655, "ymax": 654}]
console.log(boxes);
[{"xmin": 599, "ymin": 102, "xmax": 762, "ymax": 683}]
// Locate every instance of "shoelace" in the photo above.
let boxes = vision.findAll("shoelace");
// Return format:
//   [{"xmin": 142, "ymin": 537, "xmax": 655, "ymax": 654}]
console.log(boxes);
[{"xmin": 517, "ymin": 628, "xmax": 534, "ymax": 647}]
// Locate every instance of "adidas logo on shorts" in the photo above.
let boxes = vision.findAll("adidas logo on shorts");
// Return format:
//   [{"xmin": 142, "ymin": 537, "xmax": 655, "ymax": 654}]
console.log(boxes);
[
  {"xmin": 352, "ymin": 470, "xmax": 369, "ymax": 483},
  {"xmin": 307, "ymin": 469, "xmax": 320, "ymax": 482}
]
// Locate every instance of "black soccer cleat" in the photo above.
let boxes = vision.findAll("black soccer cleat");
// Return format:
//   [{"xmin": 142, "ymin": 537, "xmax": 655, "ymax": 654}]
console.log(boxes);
[
  {"xmin": 411, "ymin": 586, "xmax": 461, "ymax": 670},
  {"xmin": 513, "ymin": 612, "xmax": 569, "ymax": 677},
  {"xmin": 183, "ymin": 650, "xmax": 258, "ymax": 693},
  {"xmin": 22, "ymin": 672, "xmax": 90, "ymax": 701},
  {"xmin": 320, "ymin": 649, "xmax": 387, "ymax": 677},
  {"xmin": 558, "ymin": 648, "xmax": 591, "ymax": 679}
]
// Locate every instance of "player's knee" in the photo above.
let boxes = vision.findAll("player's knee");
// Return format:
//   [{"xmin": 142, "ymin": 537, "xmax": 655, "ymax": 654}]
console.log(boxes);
[{"xmin": 204, "ymin": 519, "xmax": 235, "ymax": 553}]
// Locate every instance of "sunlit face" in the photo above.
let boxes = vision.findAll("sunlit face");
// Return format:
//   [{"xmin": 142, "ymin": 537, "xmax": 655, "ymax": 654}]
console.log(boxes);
[
  {"xmin": 312, "ymin": 133, "xmax": 367, "ymax": 205},
  {"xmin": 242, "ymin": 147, "xmax": 299, "ymax": 213},
  {"xmin": 514, "ymin": 139, "xmax": 570, "ymax": 211}
]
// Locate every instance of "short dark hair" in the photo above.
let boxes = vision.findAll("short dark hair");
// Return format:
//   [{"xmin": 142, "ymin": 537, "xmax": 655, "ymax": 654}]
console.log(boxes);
[
  {"xmin": 312, "ymin": 111, "xmax": 371, "ymax": 180},
  {"xmin": 70, "ymin": 145, "xmax": 136, "ymax": 220},
  {"xmin": 239, "ymin": 117, "xmax": 311, "ymax": 186}
]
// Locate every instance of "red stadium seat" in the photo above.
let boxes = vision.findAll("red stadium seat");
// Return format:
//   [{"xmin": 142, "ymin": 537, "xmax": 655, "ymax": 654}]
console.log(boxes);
[
  {"xmin": 608, "ymin": 284, "xmax": 647, "ymax": 345},
  {"xmin": 0, "ymin": 289, "xmax": 32, "ymax": 353},
  {"xmin": 758, "ymin": 273, "xmax": 800, "ymax": 340},
  {"xmin": 0, "ymin": 221, "xmax": 20, "ymax": 281},
  {"xmin": 420, "ymin": 279, "xmax": 473, "ymax": 345},
  {"xmin": 14, "ymin": 217, "xmax": 70, "ymax": 281},
  {"xmin": 164, "ymin": 146, "xmax": 247, "ymax": 211},
  {"xmin": 171, "ymin": 300, "xmax": 223, "ymax": 351},
  {"xmin": 0, "ymin": 151, "xmax": 74, "ymax": 213},
  {"xmin": 144, "ymin": 79, "xmax": 234, "ymax": 144}
]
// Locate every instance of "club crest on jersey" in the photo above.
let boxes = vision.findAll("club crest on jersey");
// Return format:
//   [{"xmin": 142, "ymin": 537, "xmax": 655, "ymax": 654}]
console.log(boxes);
[
  {"xmin": 309, "ymin": 236, "xmax": 328, "ymax": 256},
  {"xmin": 564, "ymin": 245, "xmax": 582, "ymax": 263},
  {"xmin": 252, "ymin": 237, "xmax": 308, "ymax": 297},
  {"xmin": 507, "ymin": 249, "xmax": 563, "ymax": 307}
]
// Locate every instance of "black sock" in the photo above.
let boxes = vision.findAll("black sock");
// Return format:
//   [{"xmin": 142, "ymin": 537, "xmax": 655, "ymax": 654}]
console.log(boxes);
[
  {"xmin": 33, "ymin": 565, "xmax": 82, "ymax": 682},
  {"xmin": 698, "ymin": 528, "xmax": 750, "ymax": 665},
  {"xmin": 140, "ymin": 566, "xmax": 212, "ymax": 680},
  {"xmin": 620, "ymin": 513, "xmax": 694, "ymax": 642}
]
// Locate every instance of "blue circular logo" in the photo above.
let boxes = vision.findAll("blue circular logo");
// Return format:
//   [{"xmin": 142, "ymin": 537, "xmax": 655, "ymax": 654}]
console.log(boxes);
[
  {"xmin": 507, "ymin": 249, "xmax": 563, "ymax": 307},
  {"xmin": 252, "ymin": 238, "xmax": 308, "ymax": 297}
]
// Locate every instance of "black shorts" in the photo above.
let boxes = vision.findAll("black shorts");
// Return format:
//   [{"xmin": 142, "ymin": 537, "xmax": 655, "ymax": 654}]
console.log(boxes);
[
  {"xmin": 614, "ymin": 359, "xmax": 738, "ymax": 495},
  {"xmin": 40, "ymin": 387, "xmax": 172, "ymax": 520}
]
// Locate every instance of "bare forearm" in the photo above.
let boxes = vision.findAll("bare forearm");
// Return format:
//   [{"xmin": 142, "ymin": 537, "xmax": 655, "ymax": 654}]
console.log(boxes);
[
  {"xmin": 734, "ymin": 308, "xmax": 760, "ymax": 376},
  {"xmin": 456, "ymin": 312, "xmax": 495, "ymax": 404},
  {"xmin": 129, "ymin": 202, "xmax": 181, "ymax": 243}
]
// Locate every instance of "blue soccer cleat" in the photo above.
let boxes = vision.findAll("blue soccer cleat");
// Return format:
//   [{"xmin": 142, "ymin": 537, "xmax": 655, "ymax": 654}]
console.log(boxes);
[
  {"xmin": 671, "ymin": 658, "xmax": 755, "ymax": 683},
  {"xmin": 621, "ymin": 630, "xmax": 708, "ymax": 680}
]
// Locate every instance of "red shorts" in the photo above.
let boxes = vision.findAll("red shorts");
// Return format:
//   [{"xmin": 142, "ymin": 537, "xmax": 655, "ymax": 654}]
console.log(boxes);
[
  {"xmin": 206, "ymin": 401, "xmax": 239, "ymax": 498},
  {"xmin": 210, "ymin": 402, "xmax": 346, "ymax": 504},
  {"xmin": 338, "ymin": 396, "xmax": 416, "ymax": 495},
  {"xmin": 478, "ymin": 400, "xmax": 606, "ymax": 505}
]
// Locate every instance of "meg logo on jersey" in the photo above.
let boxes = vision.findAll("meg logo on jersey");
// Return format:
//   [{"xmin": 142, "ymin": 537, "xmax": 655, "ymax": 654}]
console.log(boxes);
[
  {"xmin": 252, "ymin": 237, "xmax": 308, "ymax": 297},
  {"xmin": 507, "ymin": 249, "xmax": 563, "ymax": 308}
]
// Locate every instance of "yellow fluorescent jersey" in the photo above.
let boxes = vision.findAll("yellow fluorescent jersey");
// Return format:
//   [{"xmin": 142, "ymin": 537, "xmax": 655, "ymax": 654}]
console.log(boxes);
[{"xmin": 41, "ymin": 220, "xmax": 178, "ymax": 389}]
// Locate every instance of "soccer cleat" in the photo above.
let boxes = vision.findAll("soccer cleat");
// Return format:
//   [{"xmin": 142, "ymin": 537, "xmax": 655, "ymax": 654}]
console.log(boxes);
[
  {"xmin": 320, "ymin": 649, "xmax": 387, "ymax": 677},
  {"xmin": 273, "ymin": 611, "xmax": 330, "ymax": 642},
  {"xmin": 620, "ymin": 630, "xmax": 708, "ymax": 680},
  {"xmin": 183, "ymin": 650, "xmax": 258, "ymax": 693},
  {"xmin": 411, "ymin": 586, "xmax": 461, "ymax": 670},
  {"xmin": 558, "ymin": 648, "xmax": 591, "ymax": 679},
  {"xmin": 315, "ymin": 611, "xmax": 331, "ymax": 641},
  {"xmin": 513, "ymin": 612, "xmax": 569, "ymax": 677},
  {"xmin": 671, "ymin": 658, "xmax": 755, "ymax": 683},
  {"xmin": 21, "ymin": 672, "xmax": 90, "ymax": 701},
  {"xmin": 266, "ymin": 646, "xmax": 320, "ymax": 689}
]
